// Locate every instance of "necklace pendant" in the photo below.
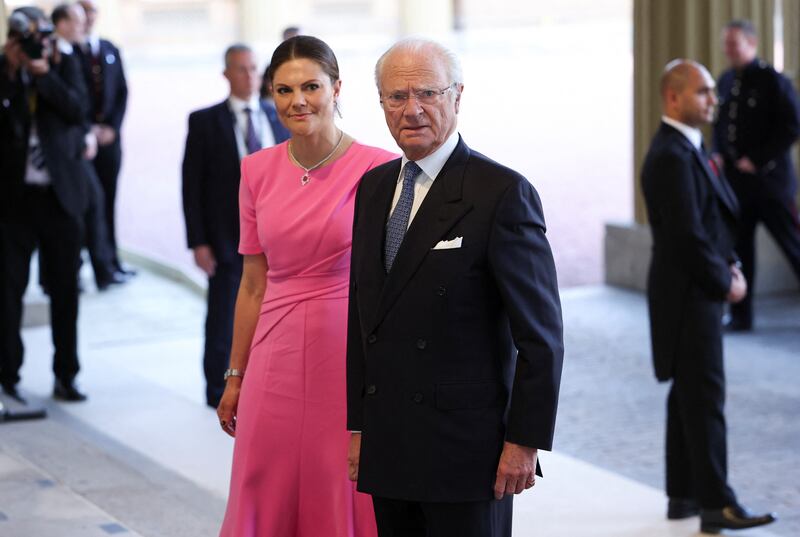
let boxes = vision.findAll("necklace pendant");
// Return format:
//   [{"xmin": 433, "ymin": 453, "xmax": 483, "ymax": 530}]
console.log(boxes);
[{"xmin": 301, "ymin": 174, "xmax": 310, "ymax": 186}]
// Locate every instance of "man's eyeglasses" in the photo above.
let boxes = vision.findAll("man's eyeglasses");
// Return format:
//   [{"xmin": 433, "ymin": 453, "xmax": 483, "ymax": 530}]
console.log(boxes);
[{"xmin": 381, "ymin": 85, "xmax": 454, "ymax": 110}]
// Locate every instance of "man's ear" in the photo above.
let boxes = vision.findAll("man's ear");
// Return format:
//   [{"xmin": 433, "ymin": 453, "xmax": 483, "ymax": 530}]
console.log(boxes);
[{"xmin": 454, "ymin": 84, "xmax": 464, "ymax": 114}]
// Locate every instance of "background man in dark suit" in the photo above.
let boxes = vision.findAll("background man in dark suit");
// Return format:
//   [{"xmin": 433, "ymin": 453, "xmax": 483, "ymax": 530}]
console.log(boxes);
[
  {"xmin": 182, "ymin": 44, "xmax": 289, "ymax": 408},
  {"xmin": 50, "ymin": 2, "xmax": 124, "ymax": 292},
  {"xmin": 712, "ymin": 19, "xmax": 800, "ymax": 331},
  {"xmin": 75, "ymin": 0, "xmax": 132, "ymax": 277},
  {"xmin": 0, "ymin": 6, "xmax": 90, "ymax": 403},
  {"xmin": 642, "ymin": 59, "xmax": 776, "ymax": 534},
  {"xmin": 346, "ymin": 38, "xmax": 563, "ymax": 537}
]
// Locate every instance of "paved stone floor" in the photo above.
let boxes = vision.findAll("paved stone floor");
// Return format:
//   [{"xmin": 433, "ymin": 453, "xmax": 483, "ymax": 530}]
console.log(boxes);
[
  {"xmin": 556, "ymin": 287, "xmax": 800, "ymax": 537},
  {"xmin": 2, "ymin": 263, "xmax": 795, "ymax": 536}
]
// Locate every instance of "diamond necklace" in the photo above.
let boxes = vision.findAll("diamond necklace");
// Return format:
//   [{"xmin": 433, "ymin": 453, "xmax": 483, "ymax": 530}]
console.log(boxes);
[{"xmin": 288, "ymin": 130, "xmax": 345, "ymax": 186}]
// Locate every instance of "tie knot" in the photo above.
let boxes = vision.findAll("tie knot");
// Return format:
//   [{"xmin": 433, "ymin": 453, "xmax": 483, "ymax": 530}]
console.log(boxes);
[
  {"xmin": 403, "ymin": 161, "xmax": 422, "ymax": 183},
  {"xmin": 243, "ymin": 106, "xmax": 253, "ymax": 115}
]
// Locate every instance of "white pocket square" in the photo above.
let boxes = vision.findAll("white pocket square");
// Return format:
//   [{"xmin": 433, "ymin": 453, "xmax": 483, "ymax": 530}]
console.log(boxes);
[{"xmin": 432, "ymin": 237, "xmax": 463, "ymax": 250}]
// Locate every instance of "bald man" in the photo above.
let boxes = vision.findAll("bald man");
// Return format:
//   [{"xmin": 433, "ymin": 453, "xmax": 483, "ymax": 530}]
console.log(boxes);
[{"xmin": 641, "ymin": 59, "xmax": 776, "ymax": 533}]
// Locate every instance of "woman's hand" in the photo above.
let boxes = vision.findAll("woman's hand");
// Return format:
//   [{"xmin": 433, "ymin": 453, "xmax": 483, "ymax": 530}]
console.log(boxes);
[{"xmin": 217, "ymin": 378, "xmax": 242, "ymax": 437}]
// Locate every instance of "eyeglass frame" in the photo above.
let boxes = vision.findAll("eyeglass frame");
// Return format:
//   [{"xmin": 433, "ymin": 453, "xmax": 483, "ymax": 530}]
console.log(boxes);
[{"xmin": 380, "ymin": 84, "xmax": 457, "ymax": 110}]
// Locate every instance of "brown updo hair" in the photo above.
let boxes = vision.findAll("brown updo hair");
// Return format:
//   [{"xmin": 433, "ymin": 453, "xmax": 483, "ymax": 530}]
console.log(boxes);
[{"xmin": 268, "ymin": 35, "xmax": 340, "ymax": 84}]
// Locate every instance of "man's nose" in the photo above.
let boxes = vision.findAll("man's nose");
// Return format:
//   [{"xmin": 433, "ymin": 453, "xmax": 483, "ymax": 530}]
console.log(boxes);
[{"xmin": 402, "ymin": 95, "xmax": 424, "ymax": 116}]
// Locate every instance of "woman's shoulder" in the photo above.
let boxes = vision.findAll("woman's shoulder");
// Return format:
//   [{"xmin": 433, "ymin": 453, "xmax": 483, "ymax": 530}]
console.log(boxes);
[
  {"xmin": 240, "ymin": 141, "xmax": 290, "ymax": 183},
  {"xmin": 243, "ymin": 141, "xmax": 289, "ymax": 169},
  {"xmin": 348, "ymin": 142, "xmax": 400, "ymax": 169}
]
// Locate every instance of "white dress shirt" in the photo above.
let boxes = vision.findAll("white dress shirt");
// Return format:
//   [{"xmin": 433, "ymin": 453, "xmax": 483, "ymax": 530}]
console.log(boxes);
[
  {"xmin": 86, "ymin": 33, "xmax": 100, "ymax": 56},
  {"xmin": 20, "ymin": 69, "xmax": 50, "ymax": 186},
  {"xmin": 228, "ymin": 95, "xmax": 276, "ymax": 160},
  {"xmin": 55, "ymin": 36, "xmax": 74, "ymax": 55},
  {"xmin": 661, "ymin": 115, "xmax": 702, "ymax": 150},
  {"xmin": 389, "ymin": 130, "xmax": 460, "ymax": 229}
]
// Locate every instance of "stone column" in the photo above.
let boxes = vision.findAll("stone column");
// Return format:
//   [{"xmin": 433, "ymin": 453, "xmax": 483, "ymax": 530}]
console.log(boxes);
[
  {"xmin": 633, "ymin": 0, "xmax": 775, "ymax": 224},
  {"xmin": 1, "ymin": 0, "xmax": 8, "ymax": 46},
  {"xmin": 608, "ymin": 0, "xmax": 782, "ymax": 291},
  {"xmin": 783, "ymin": 0, "xmax": 800, "ymax": 196},
  {"xmin": 399, "ymin": 0, "xmax": 453, "ymax": 35}
]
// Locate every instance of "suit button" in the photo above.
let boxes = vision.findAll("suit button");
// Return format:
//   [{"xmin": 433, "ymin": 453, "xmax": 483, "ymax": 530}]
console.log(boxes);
[
  {"xmin": 437, "ymin": 286, "xmax": 446, "ymax": 296},
  {"xmin": 367, "ymin": 334, "xmax": 377, "ymax": 344},
  {"xmin": 366, "ymin": 385, "xmax": 377, "ymax": 395},
  {"xmin": 416, "ymin": 339, "xmax": 427, "ymax": 350},
  {"xmin": 413, "ymin": 392, "xmax": 424, "ymax": 403}
]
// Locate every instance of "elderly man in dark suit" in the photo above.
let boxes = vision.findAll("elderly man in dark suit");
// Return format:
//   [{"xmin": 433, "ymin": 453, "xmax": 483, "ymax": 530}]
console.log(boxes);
[
  {"xmin": 0, "ymin": 6, "xmax": 90, "ymax": 402},
  {"xmin": 75, "ymin": 0, "xmax": 131, "ymax": 277},
  {"xmin": 712, "ymin": 19, "xmax": 800, "ymax": 332},
  {"xmin": 642, "ymin": 59, "xmax": 776, "ymax": 534},
  {"xmin": 346, "ymin": 38, "xmax": 563, "ymax": 537},
  {"xmin": 182, "ymin": 44, "xmax": 289, "ymax": 408}
]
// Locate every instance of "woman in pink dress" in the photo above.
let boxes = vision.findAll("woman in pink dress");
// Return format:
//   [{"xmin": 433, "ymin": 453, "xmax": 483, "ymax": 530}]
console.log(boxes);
[{"xmin": 216, "ymin": 36, "xmax": 395, "ymax": 536}]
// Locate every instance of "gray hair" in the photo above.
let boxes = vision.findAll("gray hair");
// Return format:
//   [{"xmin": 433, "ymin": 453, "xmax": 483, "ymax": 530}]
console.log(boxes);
[
  {"xmin": 224, "ymin": 43, "xmax": 253, "ymax": 68},
  {"xmin": 374, "ymin": 38, "xmax": 463, "ymax": 90},
  {"xmin": 725, "ymin": 19, "xmax": 757, "ymax": 38}
]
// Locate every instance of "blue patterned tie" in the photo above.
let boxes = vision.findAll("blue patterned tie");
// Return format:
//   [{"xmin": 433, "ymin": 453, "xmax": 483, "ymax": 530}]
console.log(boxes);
[
  {"xmin": 384, "ymin": 161, "xmax": 422, "ymax": 272},
  {"xmin": 243, "ymin": 107, "xmax": 261, "ymax": 154}
]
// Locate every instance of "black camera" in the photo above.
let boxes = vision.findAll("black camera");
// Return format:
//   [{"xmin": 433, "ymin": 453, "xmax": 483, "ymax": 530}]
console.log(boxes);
[{"xmin": 8, "ymin": 10, "xmax": 54, "ymax": 60}]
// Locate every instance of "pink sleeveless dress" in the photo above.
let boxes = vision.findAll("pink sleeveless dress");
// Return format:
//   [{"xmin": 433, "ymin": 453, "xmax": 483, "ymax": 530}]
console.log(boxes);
[{"xmin": 219, "ymin": 141, "xmax": 396, "ymax": 537}]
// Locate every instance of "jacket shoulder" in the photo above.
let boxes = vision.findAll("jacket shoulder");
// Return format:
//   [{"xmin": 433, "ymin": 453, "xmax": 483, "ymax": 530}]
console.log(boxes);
[
  {"xmin": 467, "ymin": 149, "xmax": 531, "ymax": 194},
  {"xmin": 100, "ymin": 39, "xmax": 121, "ymax": 53},
  {"xmin": 361, "ymin": 156, "xmax": 400, "ymax": 182},
  {"xmin": 188, "ymin": 101, "xmax": 227, "ymax": 122}
]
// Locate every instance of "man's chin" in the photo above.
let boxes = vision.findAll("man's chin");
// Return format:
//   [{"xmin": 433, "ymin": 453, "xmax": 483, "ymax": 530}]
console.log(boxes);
[{"xmin": 399, "ymin": 142, "xmax": 435, "ymax": 160}]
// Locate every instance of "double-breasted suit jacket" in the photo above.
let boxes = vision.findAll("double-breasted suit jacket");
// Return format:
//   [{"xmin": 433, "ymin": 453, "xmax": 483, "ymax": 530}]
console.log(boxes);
[{"xmin": 346, "ymin": 136, "xmax": 564, "ymax": 502}]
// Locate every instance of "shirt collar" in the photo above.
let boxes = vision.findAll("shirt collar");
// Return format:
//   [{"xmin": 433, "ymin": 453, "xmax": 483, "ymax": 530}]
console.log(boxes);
[
  {"xmin": 662, "ymin": 116, "xmax": 703, "ymax": 150},
  {"xmin": 55, "ymin": 36, "xmax": 74, "ymax": 55},
  {"xmin": 228, "ymin": 95, "xmax": 261, "ymax": 114},
  {"xmin": 400, "ymin": 130, "xmax": 460, "ymax": 182},
  {"xmin": 85, "ymin": 33, "xmax": 100, "ymax": 55}
]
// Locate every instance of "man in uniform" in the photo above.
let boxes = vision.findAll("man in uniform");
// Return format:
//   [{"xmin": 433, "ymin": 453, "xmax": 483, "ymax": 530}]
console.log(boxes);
[{"xmin": 713, "ymin": 19, "xmax": 800, "ymax": 331}]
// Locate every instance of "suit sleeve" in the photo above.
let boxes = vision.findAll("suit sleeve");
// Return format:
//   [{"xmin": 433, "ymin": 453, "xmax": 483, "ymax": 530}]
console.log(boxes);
[
  {"xmin": 346, "ymin": 180, "xmax": 367, "ymax": 431},
  {"xmin": 749, "ymin": 73, "xmax": 800, "ymax": 168},
  {"xmin": 35, "ymin": 54, "xmax": 88, "ymax": 125},
  {"xmin": 648, "ymin": 152, "xmax": 732, "ymax": 299},
  {"xmin": 181, "ymin": 112, "xmax": 207, "ymax": 249},
  {"xmin": 488, "ymin": 179, "xmax": 564, "ymax": 451},
  {"xmin": 108, "ymin": 44, "xmax": 128, "ymax": 133}
]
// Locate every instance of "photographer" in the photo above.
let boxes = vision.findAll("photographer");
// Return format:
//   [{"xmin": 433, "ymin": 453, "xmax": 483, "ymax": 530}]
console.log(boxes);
[{"xmin": 0, "ymin": 6, "xmax": 90, "ymax": 402}]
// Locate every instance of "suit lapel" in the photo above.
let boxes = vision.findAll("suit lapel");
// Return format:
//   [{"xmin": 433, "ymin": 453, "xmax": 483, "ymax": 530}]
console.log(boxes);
[
  {"xmin": 661, "ymin": 124, "xmax": 739, "ymax": 218},
  {"xmin": 356, "ymin": 161, "xmax": 401, "ymax": 328},
  {"xmin": 369, "ymin": 138, "xmax": 473, "ymax": 332},
  {"xmin": 691, "ymin": 147, "xmax": 740, "ymax": 217},
  {"xmin": 215, "ymin": 100, "xmax": 240, "ymax": 164}
]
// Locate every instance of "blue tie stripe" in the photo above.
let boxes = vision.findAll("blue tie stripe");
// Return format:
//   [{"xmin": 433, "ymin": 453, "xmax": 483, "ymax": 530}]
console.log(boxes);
[
  {"xmin": 384, "ymin": 161, "xmax": 422, "ymax": 272},
  {"xmin": 243, "ymin": 107, "xmax": 261, "ymax": 155}
]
